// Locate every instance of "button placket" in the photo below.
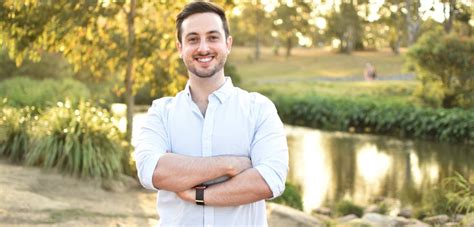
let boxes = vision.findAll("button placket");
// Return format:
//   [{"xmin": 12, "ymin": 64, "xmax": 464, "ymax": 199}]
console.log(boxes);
[{"xmin": 202, "ymin": 96, "xmax": 218, "ymax": 226}]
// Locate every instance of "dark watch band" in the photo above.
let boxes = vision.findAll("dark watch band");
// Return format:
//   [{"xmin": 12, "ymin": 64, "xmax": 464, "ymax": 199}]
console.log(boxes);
[{"xmin": 195, "ymin": 185, "xmax": 206, "ymax": 205}]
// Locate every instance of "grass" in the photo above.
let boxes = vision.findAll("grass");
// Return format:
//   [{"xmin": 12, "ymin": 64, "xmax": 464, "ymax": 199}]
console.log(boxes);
[
  {"xmin": 228, "ymin": 46, "xmax": 415, "ymax": 104},
  {"xmin": 228, "ymin": 46, "xmax": 408, "ymax": 84},
  {"xmin": 248, "ymin": 80, "xmax": 418, "ymax": 103}
]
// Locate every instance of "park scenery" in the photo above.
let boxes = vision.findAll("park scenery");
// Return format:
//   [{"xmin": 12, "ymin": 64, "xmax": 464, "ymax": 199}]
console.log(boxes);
[{"xmin": 0, "ymin": 0, "xmax": 473, "ymax": 226}]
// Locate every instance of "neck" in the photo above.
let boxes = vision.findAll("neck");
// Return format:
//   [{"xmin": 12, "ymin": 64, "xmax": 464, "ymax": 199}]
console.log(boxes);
[{"xmin": 188, "ymin": 73, "xmax": 226, "ymax": 103}]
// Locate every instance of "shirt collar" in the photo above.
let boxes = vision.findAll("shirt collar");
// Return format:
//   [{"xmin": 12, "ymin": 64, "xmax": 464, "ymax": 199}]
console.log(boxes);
[{"xmin": 184, "ymin": 77, "xmax": 234, "ymax": 104}]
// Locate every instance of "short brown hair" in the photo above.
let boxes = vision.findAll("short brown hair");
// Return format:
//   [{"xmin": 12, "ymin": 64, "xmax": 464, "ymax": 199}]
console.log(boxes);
[{"xmin": 176, "ymin": 1, "xmax": 230, "ymax": 44}]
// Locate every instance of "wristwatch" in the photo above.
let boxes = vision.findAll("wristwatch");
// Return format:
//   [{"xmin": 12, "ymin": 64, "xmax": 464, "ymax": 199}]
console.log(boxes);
[{"xmin": 195, "ymin": 185, "xmax": 206, "ymax": 205}]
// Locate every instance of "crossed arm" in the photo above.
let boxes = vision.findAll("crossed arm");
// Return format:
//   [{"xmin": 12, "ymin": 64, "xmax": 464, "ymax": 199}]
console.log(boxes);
[
  {"xmin": 136, "ymin": 97, "xmax": 288, "ymax": 206},
  {"xmin": 152, "ymin": 153, "xmax": 273, "ymax": 206}
]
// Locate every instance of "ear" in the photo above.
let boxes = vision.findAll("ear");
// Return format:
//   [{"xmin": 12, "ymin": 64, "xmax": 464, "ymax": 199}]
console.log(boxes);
[
  {"xmin": 226, "ymin": 36, "xmax": 233, "ymax": 54},
  {"xmin": 176, "ymin": 41, "xmax": 183, "ymax": 58}
]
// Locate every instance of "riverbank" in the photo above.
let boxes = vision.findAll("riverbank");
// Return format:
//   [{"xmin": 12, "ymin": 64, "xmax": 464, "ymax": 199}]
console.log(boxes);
[{"xmin": 1, "ymin": 158, "xmax": 473, "ymax": 226}]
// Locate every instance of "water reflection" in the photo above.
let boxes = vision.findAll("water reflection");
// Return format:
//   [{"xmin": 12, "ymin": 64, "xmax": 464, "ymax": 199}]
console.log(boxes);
[{"xmin": 286, "ymin": 125, "xmax": 473, "ymax": 213}]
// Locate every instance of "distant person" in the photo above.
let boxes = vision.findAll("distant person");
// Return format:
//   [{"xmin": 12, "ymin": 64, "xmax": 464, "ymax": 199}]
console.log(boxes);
[
  {"xmin": 134, "ymin": 2, "xmax": 288, "ymax": 226},
  {"xmin": 364, "ymin": 63, "xmax": 377, "ymax": 80}
]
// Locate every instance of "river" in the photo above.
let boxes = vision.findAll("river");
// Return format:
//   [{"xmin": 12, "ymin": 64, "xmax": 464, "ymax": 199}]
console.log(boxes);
[{"xmin": 130, "ymin": 113, "xmax": 473, "ymax": 213}]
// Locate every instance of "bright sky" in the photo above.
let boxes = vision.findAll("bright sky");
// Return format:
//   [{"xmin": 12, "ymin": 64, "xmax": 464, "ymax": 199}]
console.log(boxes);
[{"xmin": 233, "ymin": 0, "xmax": 473, "ymax": 25}]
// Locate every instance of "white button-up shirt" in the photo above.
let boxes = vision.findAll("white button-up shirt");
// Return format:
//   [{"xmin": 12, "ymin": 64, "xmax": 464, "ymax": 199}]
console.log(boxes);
[{"xmin": 135, "ymin": 77, "xmax": 288, "ymax": 226}]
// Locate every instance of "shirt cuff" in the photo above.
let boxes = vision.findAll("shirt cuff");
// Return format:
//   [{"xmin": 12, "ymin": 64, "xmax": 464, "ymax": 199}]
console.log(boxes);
[
  {"xmin": 139, "ymin": 153, "xmax": 163, "ymax": 191},
  {"xmin": 254, "ymin": 164, "xmax": 285, "ymax": 199}
]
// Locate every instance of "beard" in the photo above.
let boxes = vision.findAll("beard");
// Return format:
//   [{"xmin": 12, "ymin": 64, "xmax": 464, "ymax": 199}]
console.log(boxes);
[{"xmin": 185, "ymin": 54, "xmax": 227, "ymax": 78}]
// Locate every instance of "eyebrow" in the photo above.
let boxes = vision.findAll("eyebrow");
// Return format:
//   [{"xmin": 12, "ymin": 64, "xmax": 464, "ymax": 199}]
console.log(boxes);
[{"xmin": 185, "ymin": 30, "xmax": 222, "ymax": 38}]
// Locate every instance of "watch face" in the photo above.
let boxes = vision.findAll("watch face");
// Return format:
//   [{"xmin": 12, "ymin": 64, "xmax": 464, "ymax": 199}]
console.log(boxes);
[{"xmin": 195, "ymin": 186, "xmax": 205, "ymax": 205}]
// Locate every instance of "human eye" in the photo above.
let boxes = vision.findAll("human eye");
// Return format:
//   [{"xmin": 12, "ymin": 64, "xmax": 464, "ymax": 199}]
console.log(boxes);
[
  {"xmin": 208, "ymin": 35, "xmax": 219, "ymax": 42},
  {"xmin": 187, "ymin": 36, "xmax": 198, "ymax": 44}
]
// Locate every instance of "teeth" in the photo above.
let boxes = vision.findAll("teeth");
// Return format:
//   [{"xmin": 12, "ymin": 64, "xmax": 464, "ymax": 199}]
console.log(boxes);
[{"xmin": 197, "ymin": 57, "xmax": 212, "ymax": 62}]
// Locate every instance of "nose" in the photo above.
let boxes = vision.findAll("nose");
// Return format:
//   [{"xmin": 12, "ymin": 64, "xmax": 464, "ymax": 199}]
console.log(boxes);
[{"xmin": 197, "ymin": 40, "xmax": 210, "ymax": 53}]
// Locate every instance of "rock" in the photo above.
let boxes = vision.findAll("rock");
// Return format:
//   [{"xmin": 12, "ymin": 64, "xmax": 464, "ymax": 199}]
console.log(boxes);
[
  {"xmin": 423, "ymin": 214, "xmax": 449, "ymax": 225},
  {"xmin": 404, "ymin": 219, "xmax": 431, "ymax": 227},
  {"xmin": 445, "ymin": 222, "xmax": 461, "ymax": 227},
  {"xmin": 398, "ymin": 207, "xmax": 413, "ymax": 218},
  {"xmin": 362, "ymin": 213, "xmax": 397, "ymax": 226},
  {"xmin": 337, "ymin": 214, "xmax": 358, "ymax": 223},
  {"xmin": 452, "ymin": 214, "xmax": 464, "ymax": 222},
  {"xmin": 312, "ymin": 207, "xmax": 332, "ymax": 216},
  {"xmin": 266, "ymin": 203, "xmax": 324, "ymax": 227},
  {"xmin": 365, "ymin": 204, "xmax": 379, "ymax": 213},
  {"xmin": 394, "ymin": 216, "xmax": 413, "ymax": 226},
  {"xmin": 347, "ymin": 218, "xmax": 372, "ymax": 226}
]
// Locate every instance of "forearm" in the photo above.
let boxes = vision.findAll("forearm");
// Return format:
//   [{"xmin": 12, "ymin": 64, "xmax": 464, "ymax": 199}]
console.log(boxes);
[
  {"xmin": 152, "ymin": 153, "xmax": 249, "ymax": 192},
  {"xmin": 178, "ymin": 168, "xmax": 272, "ymax": 206}
]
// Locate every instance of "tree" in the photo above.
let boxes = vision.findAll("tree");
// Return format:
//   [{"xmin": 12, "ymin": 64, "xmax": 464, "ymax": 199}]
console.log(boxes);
[
  {"xmin": 326, "ymin": 2, "xmax": 363, "ymax": 53},
  {"xmin": 271, "ymin": 2, "xmax": 311, "ymax": 57},
  {"xmin": 408, "ymin": 30, "xmax": 474, "ymax": 109},
  {"xmin": 379, "ymin": 0, "xmax": 408, "ymax": 54},
  {"xmin": 230, "ymin": 1, "xmax": 272, "ymax": 60},
  {"xmin": 0, "ymin": 0, "xmax": 186, "ymax": 141}
]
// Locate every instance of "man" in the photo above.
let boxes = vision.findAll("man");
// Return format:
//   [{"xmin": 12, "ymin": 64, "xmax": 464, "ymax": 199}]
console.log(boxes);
[{"xmin": 134, "ymin": 2, "xmax": 288, "ymax": 226}]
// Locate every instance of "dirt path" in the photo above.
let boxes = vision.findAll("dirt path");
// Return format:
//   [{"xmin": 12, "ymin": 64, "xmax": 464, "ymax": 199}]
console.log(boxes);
[
  {"xmin": 0, "ymin": 159, "xmax": 157, "ymax": 226},
  {"xmin": 0, "ymin": 159, "xmax": 322, "ymax": 226}
]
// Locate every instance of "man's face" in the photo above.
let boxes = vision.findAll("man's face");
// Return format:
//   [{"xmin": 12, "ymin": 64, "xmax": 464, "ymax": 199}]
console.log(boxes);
[{"xmin": 177, "ymin": 12, "xmax": 232, "ymax": 79}]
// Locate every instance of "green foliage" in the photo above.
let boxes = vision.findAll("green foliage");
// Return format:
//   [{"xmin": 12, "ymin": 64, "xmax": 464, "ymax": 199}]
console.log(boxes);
[
  {"xmin": 418, "ymin": 173, "xmax": 473, "ymax": 216},
  {"xmin": 0, "ymin": 77, "xmax": 90, "ymax": 108},
  {"xmin": 26, "ymin": 101, "xmax": 126, "ymax": 179},
  {"xmin": 335, "ymin": 200, "xmax": 364, "ymax": 217},
  {"xmin": 444, "ymin": 172, "xmax": 474, "ymax": 214},
  {"xmin": 0, "ymin": 105, "xmax": 36, "ymax": 163},
  {"xmin": 273, "ymin": 182, "xmax": 304, "ymax": 211},
  {"xmin": 326, "ymin": 3, "xmax": 364, "ymax": 53},
  {"xmin": 268, "ymin": 93, "xmax": 474, "ymax": 143},
  {"xmin": 0, "ymin": 50, "xmax": 74, "ymax": 81},
  {"xmin": 407, "ymin": 31, "xmax": 474, "ymax": 109}
]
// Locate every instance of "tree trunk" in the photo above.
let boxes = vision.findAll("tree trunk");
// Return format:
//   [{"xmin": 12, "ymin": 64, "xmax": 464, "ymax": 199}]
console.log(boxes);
[
  {"xmin": 125, "ymin": 0, "xmax": 136, "ymax": 142},
  {"xmin": 286, "ymin": 36, "xmax": 292, "ymax": 57},
  {"xmin": 406, "ymin": 0, "xmax": 420, "ymax": 46},
  {"xmin": 443, "ymin": 0, "xmax": 456, "ymax": 33},
  {"xmin": 346, "ymin": 26, "xmax": 354, "ymax": 54},
  {"xmin": 254, "ymin": 5, "xmax": 260, "ymax": 60}
]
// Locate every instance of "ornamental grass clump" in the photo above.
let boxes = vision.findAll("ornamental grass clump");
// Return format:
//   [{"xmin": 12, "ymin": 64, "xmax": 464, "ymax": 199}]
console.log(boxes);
[
  {"xmin": 26, "ymin": 100, "xmax": 125, "ymax": 179},
  {"xmin": 0, "ymin": 103, "xmax": 36, "ymax": 163}
]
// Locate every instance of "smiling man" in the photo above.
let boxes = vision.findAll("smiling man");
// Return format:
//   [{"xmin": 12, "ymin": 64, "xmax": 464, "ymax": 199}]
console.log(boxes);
[{"xmin": 134, "ymin": 2, "xmax": 288, "ymax": 226}]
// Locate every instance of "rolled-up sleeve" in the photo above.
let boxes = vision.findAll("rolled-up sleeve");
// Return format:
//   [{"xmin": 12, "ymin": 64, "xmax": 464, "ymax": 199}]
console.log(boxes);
[
  {"xmin": 134, "ymin": 98, "xmax": 171, "ymax": 191},
  {"xmin": 251, "ymin": 95, "xmax": 289, "ymax": 199}
]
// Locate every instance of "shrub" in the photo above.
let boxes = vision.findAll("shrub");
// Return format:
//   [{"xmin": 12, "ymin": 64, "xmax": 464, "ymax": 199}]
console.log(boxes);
[
  {"xmin": 335, "ymin": 200, "xmax": 364, "ymax": 217},
  {"xmin": 444, "ymin": 172, "xmax": 474, "ymax": 214},
  {"xmin": 26, "ymin": 101, "xmax": 126, "ymax": 179},
  {"xmin": 0, "ymin": 105, "xmax": 36, "ymax": 163},
  {"xmin": 418, "ymin": 173, "xmax": 473, "ymax": 217},
  {"xmin": 0, "ymin": 77, "xmax": 90, "ymax": 108},
  {"xmin": 0, "ymin": 49, "xmax": 74, "ymax": 81},
  {"xmin": 273, "ymin": 182, "xmax": 304, "ymax": 211},
  {"xmin": 407, "ymin": 31, "xmax": 474, "ymax": 109},
  {"xmin": 268, "ymin": 93, "xmax": 474, "ymax": 143}
]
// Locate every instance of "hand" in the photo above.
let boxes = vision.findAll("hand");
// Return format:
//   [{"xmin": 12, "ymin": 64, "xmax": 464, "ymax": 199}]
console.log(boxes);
[
  {"xmin": 176, "ymin": 189, "xmax": 194, "ymax": 203},
  {"xmin": 228, "ymin": 156, "xmax": 252, "ymax": 177}
]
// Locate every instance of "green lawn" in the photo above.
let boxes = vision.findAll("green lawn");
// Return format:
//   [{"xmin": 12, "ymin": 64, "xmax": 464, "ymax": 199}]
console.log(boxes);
[
  {"xmin": 228, "ymin": 46, "xmax": 417, "ymax": 103},
  {"xmin": 228, "ymin": 46, "xmax": 408, "ymax": 84}
]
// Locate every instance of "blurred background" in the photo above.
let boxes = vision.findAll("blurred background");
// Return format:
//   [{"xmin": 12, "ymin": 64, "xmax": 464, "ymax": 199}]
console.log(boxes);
[{"xmin": 0, "ymin": 0, "xmax": 473, "ymax": 226}]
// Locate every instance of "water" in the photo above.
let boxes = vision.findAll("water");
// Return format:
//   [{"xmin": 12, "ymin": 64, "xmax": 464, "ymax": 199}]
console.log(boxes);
[
  {"xmin": 286, "ymin": 125, "xmax": 473, "ymax": 213},
  {"xmin": 131, "ymin": 114, "xmax": 473, "ymax": 213}
]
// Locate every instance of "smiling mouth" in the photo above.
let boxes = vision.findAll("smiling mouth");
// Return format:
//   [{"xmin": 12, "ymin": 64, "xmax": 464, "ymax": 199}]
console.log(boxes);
[{"xmin": 194, "ymin": 55, "xmax": 214, "ymax": 63}]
